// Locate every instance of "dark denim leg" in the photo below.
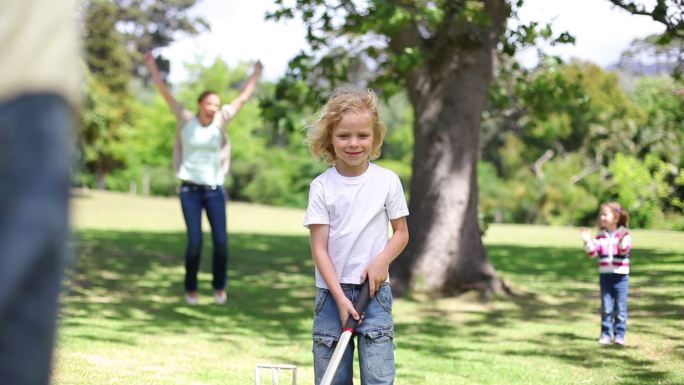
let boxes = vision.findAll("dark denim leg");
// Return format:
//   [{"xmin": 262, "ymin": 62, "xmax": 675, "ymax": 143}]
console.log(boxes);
[
  {"xmin": 0, "ymin": 93, "xmax": 72, "ymax": 385},
  {"xmin": 204, "ymin": 188, "xmax": 227, "ymax": 290},
  {"xmin": 614, "ymin": 274, "xmax": 629, "ymax": 338},
  {"xmin": 599, "ymin": 274, "xmax": 615, "ymax": 338},
  {"xmin": 312, "ymin": 288, "xmax": 354, "ymax": 385},
  {"xmin": 180, "ymin": 187, "xmax": 203, "ymax": 292}
]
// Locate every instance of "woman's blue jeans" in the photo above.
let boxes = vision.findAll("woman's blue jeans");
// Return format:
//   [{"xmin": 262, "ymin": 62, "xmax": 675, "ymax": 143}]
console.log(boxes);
[
  {"xmin": 599, "ymin": 273, "xmax": 629, "ymax": 339},
  {"xmin": 312, "ymin": 283, "xmax": 395, "ymax": 385},
  {"xmin": 179, "ymin": 183, "xmax": 227, "ymax": 292}
]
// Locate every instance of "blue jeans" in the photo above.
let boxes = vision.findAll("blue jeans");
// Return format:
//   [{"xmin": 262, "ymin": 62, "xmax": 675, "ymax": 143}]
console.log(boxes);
[
  {"xmin": 0, "ymin": 93, "xmax": 72, "ymax": 385},
  {"xmin": 599, "ymin": 273, "xmax": 629, "ymax": 339},
  {"xmin": 179, "ymin": 182, "xmax": 228, "ymax": 292},
  {"xmin": 313, "ymin": 283, "xmax": 395, "ymax": 385}
]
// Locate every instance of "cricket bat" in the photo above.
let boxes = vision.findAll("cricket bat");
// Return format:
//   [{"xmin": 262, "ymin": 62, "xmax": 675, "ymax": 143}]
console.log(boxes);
[{"xmin": 320, "ymin": 280, "xmax": 372, "ymax": 385}]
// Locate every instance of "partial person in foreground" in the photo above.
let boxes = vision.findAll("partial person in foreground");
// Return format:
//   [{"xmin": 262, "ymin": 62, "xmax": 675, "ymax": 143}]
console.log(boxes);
[
  {"xmin": 145, "ymin": 52, "xmax": 263, "ymax": 305},
  {"xmin": 303, "ymin": 85, "xmax": 410, "ymax": 385},
  {"xmin": 580, "ymin": 202, "xmax": 632, "ymax": 346},
  {"xmin": 0, "ymin": 0, "xmax": 81, "ymax": 384}
]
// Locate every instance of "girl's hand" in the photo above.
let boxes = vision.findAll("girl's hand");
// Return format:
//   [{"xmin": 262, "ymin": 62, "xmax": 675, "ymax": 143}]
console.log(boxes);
[
  {"xmin": 335, "ymin": 295, "xmax": 359, "ymax": 327},
  {"xmin": 580, "ymin": 228, "xmax": 592, "ymax": 243}
]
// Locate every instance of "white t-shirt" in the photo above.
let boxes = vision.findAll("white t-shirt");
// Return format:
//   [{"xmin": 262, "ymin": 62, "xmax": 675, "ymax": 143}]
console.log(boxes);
[
  {"xmin": 303, "ymin": 163, "xmax": 409, "ymax": 289},
  {"xmin": 174, "ymin": 104, "xmax": 235, "ymax": 186}
]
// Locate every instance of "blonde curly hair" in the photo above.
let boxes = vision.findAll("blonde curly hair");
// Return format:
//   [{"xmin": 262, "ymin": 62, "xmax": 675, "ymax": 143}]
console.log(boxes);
[{"xmin": 306, "ymin": 85, "xmax": 387, "ymax": 164}]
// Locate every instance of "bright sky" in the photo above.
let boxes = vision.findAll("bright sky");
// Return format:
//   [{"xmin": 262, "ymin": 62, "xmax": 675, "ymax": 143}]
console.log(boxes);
[
  {"xmin": 163, "ymin": 0, "xmax": 665, "ymax": 84},
  {"xmin": 515, "ymin": 0, "xmax": 664, "ymax": 67},
  {"xmin": 162, "ymin": 0, "xmax": 307, "ymax": 83}
]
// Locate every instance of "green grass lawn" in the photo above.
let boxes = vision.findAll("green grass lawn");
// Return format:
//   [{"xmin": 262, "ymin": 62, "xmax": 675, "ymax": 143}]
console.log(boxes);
[{"xmin": 54, "ymin": 190, "xmax": 684, "ymax": 385}]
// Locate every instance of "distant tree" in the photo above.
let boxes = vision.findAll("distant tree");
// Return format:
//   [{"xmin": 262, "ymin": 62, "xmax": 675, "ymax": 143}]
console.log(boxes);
[
  {"xmin": 83, "ymin": 0, "xmax": 132, "ymax": 95},
  {"xmin": 609, "ymin": 0, "xmax": 684, "ymax": 76},
  {"xmin": 113, "ymin": 0, "xmax": 209, "ymax": 80},
  {"xmin": 481, "ymin": 59, "xmax": 643, "ymax": 226},
  {"xmin": 80, "ymin": 0, "xmax": 207, "ymax": 189},
  {"xmin": 268, "ymin": 1, "xmax": 534, "ymax": 297},
  {"xmin": 631, "ymin": 76, "xmax": 683, "ymax": 163},
  {"xmin": 608, "ymin": 0, "xmax": 684, "ymax": 40},
  {"xmin": 630, "ymin": 75, "xmax": 684, "ymax": 218},
  {"xmin": 83, "ymin": 0, "xmax": 207, "ymax": 89},
  {"xmin": 617, "ymin": 35, "xmax": 683, "ymax": 76},
  {"xmin": 81, "ymin": 0, "xmax": 132, "ymax": 188},
  {"xmin": 265, "ymin": 0, "xmax": 679, "ymax": 298}
]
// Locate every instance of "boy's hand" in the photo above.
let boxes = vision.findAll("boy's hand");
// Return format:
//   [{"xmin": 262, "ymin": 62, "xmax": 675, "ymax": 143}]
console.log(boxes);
[
  {"xmin": 335, "ymin": 295, "xmax": 359, "ymax": 327},
  {"xmin": 362, "ymin": 257, "xmax": 390, "ymax": 297}
]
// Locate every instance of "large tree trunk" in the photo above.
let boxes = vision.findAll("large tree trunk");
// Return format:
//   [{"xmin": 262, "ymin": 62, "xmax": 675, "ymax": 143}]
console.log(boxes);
[{"xmin": 390, "ymin": 0, "xmax": 510, "ymax": 298}]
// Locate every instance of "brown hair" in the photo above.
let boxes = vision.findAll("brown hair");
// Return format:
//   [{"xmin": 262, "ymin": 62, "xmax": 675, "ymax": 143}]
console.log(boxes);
[
  {"xmin": 306, "ymin": 85, "xmax": 387, "ymax": 164},
  {"xmin": 598, "ymin": 202, "xmax": 630, "ymax": 229},
  {"xmin": 197, "ymin": 90, "xmax": 219, "ymax": 103}
]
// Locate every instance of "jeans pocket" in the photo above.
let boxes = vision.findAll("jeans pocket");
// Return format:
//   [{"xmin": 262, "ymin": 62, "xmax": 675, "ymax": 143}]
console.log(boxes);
[
  {"xmin": 312, "ymin": 333, "xmax": 337, "ymax": 383},
  {"xmin": 362, "ymin": 329, "xmax": 395, "ymax": 378},
  {"xmin": 314, "ymin": 289, "xmax": 328, "ymax": 316},
  {"xmin": 312, "ymin": 333, "xmax": 336, "ymax": 350}
]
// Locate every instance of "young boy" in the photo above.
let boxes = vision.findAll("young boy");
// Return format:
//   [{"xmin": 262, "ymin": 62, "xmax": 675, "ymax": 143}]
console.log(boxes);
[{"xmin": 304, "ymin": 85, "xmax": 409, "ymax": 384}]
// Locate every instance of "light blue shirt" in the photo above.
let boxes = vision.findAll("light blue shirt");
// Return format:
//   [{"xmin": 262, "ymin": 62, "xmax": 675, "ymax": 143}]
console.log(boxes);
[{"xmin": 174, "ymin": 104, "xmax": 234, "ymax": 186}]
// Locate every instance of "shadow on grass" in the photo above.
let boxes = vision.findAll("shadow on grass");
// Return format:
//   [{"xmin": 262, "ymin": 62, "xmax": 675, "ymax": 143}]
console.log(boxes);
[
  {"xmin": 487, "ymin": 245, "xmax": 684, "ymax": 322},
  {"xmin": 63, "ymin": 230, "xmax": 684, "ymax": 383},
  {"xmin": 485, "ymin": 244, "xmax": 683, "ymax": 384},
  {"xmin": 395, "ymin": 244, "xmax": 683, "ymax": 384},
  {"xmin": 501, "ymin": 331, "xmax": 671, "ymax": 385},
  {"xmin": 64, "ymin": 230, "xmax": 316, "ymax": 349}
]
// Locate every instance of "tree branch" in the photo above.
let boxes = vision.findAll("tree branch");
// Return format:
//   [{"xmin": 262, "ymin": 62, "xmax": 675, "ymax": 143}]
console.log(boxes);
[
  {"xmin": 571, "ymin": 163, "xmax": 601, "ymax": 184},
  {"xmin": 532, "ymin": 149, "xmax": 554, "ymax": 179},
  {"xmin": 607, "ymin": 0, "xmax": 684, "ymax": 39}
]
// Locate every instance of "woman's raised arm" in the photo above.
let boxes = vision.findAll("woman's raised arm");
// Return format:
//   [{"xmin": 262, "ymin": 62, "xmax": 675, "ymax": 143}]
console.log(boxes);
[
  {"xmin": 228, "ymin": 60, "xmax": 263, "ymax": 114},
  {"xmin": 144, "ymin": 51, "xmax": 180, "ymax": 113}
]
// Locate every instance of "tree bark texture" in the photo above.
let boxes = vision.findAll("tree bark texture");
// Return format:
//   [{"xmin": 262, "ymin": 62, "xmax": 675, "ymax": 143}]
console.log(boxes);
[{"xmin": 390, "ymin": 0, "xmax": 510, "ymax": 297}]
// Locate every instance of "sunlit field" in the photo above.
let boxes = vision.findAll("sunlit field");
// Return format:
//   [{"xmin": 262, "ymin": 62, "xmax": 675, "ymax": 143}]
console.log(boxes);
[{"xmin": 54, "ymin": 190, "xmax": 684, "ymax": 385}]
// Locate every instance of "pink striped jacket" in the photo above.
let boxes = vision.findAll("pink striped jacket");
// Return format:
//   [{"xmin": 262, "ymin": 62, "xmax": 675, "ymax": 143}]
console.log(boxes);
[{"xmin": 585, "ymin": 226, "xmax": 632, "ymax": 274}]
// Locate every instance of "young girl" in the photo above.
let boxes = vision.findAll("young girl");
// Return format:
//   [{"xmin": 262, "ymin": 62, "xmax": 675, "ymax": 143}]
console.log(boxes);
[
  {"xmin": 145, "ymin": 52, "xmax": 262, "ymax": 305},
  {"xmin": 303, "ymin": 85, "xmax": 409, "ymax": 385},
  {"xmin": 580, "ymin": 202, "xmax": 632, "ymax": 346}
]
